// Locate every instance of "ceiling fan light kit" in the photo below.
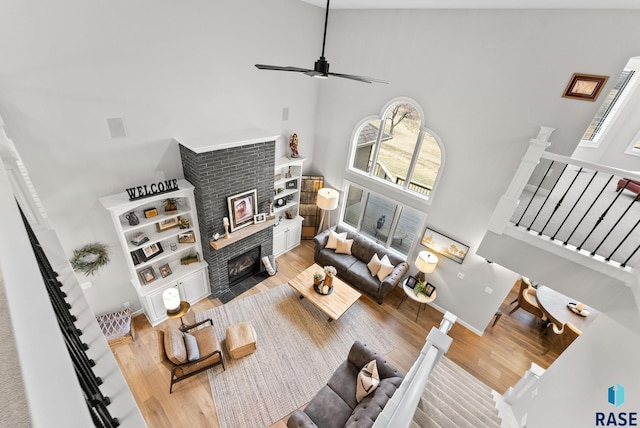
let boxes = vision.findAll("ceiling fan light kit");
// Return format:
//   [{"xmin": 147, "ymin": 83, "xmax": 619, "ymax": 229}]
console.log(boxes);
[{"xmin": 255, "ymin": 0, "xmax": 388, "ymax": 84}]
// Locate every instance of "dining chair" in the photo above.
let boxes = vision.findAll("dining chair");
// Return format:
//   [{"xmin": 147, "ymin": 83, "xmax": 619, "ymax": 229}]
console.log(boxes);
[
  {"xmin": 508, "ymin": 277, "xmax": 545, "ymax": 321},
  {"xmin": 543, "ymin": 322, "xmax": 582, "ymax": 355}
]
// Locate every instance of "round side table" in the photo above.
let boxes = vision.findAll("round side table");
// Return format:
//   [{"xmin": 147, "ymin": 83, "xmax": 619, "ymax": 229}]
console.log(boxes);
[{"xmin": 397, "ymin": 279, "xmax": 436, "ymax": 321}]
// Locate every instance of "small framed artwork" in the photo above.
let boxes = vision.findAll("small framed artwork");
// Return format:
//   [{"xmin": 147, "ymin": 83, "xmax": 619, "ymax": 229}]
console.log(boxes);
[
  {"xmin": 156, "ymin": 217, "xmax": 180, "ymax": 232},
  {"xmin": 562, "ymin": 73, "xmax": 609, "ymax": 102},
  {"xmin": 425, "ymin": 283, "xmax": 436, "ymax": 297},
  {"xmin": 227, "ymin": 189, "xmax": 258, "ymax": 232},
  {"xmin": 178, "ymin": 231, "xmax": 196, "ymax": 243},
  {"xmin": 144, "ymin": 208, "xmax": 158, "ymax": 218},
  {"xmin": 406, "ymin": 275, "xmax": 418, "ymax": 289},
  {"xmin": 140, "ymin": 242, "xmax": 163, "ymax": 261},
  {"xmin": 159, "ymin": 263, "xmax": 172, "ymax": 278},
  {"xmin": 421, "ymin": 227, "xmax": 469, "ymax": 264},
  {"xmin": 139, "ymin": 266, "xmax": 157, "ymax": 284},
  {"xmin": 285, "ymin": 180, "xmax": 297, "ymax": 189},
  {"xmin": 254, "ymin": 213, "xmax": 266, "ymax": 224}
]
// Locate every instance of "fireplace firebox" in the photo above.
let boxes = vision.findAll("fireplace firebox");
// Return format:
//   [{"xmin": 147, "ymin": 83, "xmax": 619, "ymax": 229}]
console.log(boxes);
[{"xmin": 227, "ymin": 246, "xmax": 261, "ymax": 287}]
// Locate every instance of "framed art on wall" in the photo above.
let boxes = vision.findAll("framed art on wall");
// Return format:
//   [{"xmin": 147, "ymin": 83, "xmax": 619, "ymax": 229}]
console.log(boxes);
[
  {"xmin": 421, "ymin": 227, "xmax": 469, "ymax": 264},
  {"xmin": 562, "ymin": 73, "xmax": 609, "ymax": 101},
  {"xmin": 227, "ymin": 189, "xmax": 258, "ymax": 232}
]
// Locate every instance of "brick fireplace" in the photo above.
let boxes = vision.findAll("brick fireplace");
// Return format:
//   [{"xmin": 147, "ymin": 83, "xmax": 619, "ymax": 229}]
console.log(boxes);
[{"xmin": 179, "ymin": 138, "xmax": 275, "ymax": 302}]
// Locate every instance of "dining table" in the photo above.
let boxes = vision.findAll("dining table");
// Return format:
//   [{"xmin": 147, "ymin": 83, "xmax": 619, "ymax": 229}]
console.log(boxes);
[{"xmin": 535, "ymin": 285, "xmax": 600, "ymax": 331}]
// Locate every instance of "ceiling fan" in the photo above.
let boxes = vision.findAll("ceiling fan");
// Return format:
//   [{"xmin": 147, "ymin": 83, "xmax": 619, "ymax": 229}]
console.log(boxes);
[{"xmin": 255, "ymin": 0, "xmax": 388, "ymax": 84}]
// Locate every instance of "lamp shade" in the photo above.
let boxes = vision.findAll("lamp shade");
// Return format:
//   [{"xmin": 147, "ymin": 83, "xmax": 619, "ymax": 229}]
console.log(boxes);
[
  {"xmin": 316, "ymin": 188, "xmax": 339, "ymax": 211},
  {"xmin": 415, "ymin": 251, "xmax": 438, "ymax": 274},
  {"xmin": 162, "ymin": 288, "xmax": 181, "ymax": 312}
]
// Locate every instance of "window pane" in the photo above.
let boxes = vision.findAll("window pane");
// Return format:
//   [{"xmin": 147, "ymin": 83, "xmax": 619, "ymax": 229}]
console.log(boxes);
[
  {"xmin": 409, "ymin": 131, "xmax": 441, "ymax": 197},
  {"xmin": 343, "ymin": 185, "xmax": 365, "ymax": 229},
  {"xmin": 361, "ymin": 193, "xmax": 397, "ymax": 244},
  {"xmin": 390, "ymin": 206, "xmax": 422, "ymax": 255},
  {"xmin": 377, "ymin": 103, "xmax": 420, "ymax": 186},
  {"xmin": 353, "ymin": 120, "xmax": 382, "ymax": 174}
]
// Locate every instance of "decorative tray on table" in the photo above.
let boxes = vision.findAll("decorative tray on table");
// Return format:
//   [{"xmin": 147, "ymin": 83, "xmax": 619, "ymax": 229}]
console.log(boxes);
[
  {"xmin": 567, "ymin": 302, "xmax": 589, "ymax": 317},
  {"xmin": 314, "ymin": 282, "xmax": 333, "ymax": 295}
]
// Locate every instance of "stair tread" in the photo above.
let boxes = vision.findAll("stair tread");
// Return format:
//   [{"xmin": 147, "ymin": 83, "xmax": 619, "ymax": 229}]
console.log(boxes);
[
  {"xmin": 430, "ymin": 367, "xmax": 501, "ymax": 420},
  {"xmin": 425, "ymin": 379, "xmax": 501, "ymax": 428}
]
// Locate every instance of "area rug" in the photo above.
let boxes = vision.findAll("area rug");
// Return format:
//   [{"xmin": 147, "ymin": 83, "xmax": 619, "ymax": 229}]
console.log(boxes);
[{"xmin": 196, "ymin": 284, "xmax": 395, "ymax": 428}]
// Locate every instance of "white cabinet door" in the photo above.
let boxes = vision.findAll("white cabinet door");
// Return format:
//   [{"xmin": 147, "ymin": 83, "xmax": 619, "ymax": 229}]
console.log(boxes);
[
  {"xmin": 273, "ymin": 226, "xmax": 287, "ymax": 256},
  {"xmin": 286, "ymin": 220, "xmax": 302, "ymax": 251},
  {"xmin": 177, "ymin": 267, "xmax": 209, "ymax": 303}
]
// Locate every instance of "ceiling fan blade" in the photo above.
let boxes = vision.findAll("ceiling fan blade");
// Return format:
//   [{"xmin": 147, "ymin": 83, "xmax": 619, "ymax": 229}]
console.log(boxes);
[
  {"xmin": 328, "ymin": 71, "xmax": 389, "ymax": 84},
  {"xmin": 255, "ymin": 64, "xmax": 313, "ymax": 73}
]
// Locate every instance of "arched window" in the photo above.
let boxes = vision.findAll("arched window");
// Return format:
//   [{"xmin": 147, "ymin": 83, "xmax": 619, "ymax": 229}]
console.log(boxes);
[
  {"xmin": 349, "ymin": 99, "xmax": 443, "ymax": 199},
  {"xmin": 341, "ymin": 98, "xmax": 444, "ymax": 256}
]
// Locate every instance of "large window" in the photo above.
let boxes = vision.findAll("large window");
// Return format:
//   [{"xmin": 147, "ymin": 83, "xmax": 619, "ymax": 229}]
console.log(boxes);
[
  {"xmin": 350, "ymin": 100, "xmax": 442, "ymax": 199},
  {"xmin": 342, "ymin": 183, "xmax": 423, "ymax": 256},
  {"xmin": 581, "ymin": 67, "xmax": 638, "ymax": 145}
]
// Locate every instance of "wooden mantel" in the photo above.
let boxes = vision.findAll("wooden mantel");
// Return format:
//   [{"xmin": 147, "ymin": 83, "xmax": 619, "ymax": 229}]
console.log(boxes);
[{"xmin": 210, "ymin": 218, "xmax": 277, "ymax": 250}]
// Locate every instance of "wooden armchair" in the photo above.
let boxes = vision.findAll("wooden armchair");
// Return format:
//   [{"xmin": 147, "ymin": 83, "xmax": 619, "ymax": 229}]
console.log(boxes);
[
  {"xmin": 509, "ymin": 277, "xmax": 545, "ymax": 321},
  {"xmin": 543, "ymin": 322, "xmax": 582, "ymax": 355},
  {"xmin": 158, "ymin": 318, "xmax": 225, "ymax": 393}
]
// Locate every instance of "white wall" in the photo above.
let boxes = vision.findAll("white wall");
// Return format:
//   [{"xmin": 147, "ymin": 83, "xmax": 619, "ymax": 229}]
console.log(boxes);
[
  {"xmin": 0, "ymin": 0, "xmax": 323, "ymax": 314},
  {"xmin": 510, "ymin": 314, "xmax": 640, "ymax": 426},
  {"xmin": 312, "ymin": 8, "xmax": 640, "ymax": 332}
]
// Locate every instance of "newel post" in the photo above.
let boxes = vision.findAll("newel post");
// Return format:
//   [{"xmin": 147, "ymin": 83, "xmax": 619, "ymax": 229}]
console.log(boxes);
[{"xmin": 487, "ymin": 126, "xmax": 554, "ymax": 234}]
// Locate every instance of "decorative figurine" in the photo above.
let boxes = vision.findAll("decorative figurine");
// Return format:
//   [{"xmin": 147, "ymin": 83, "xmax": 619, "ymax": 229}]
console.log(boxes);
[
  {"xmin": 223, "ymin": 217, "xmax": 230, "ymax": 239},
  {"xmin": 289, "ymin": 133, "xmax": 299, "ymax": 158}
]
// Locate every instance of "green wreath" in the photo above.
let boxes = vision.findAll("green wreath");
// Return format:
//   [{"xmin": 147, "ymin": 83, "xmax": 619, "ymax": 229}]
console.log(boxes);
[{"xmin": 70, "ymin": 243, "xmax": 110, "ymax": 276}]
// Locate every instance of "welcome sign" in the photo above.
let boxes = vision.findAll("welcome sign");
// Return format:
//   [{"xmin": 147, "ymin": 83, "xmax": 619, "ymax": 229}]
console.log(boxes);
[{"xmin": 126, "ymin": 179, "xmax": 179, "ymax": 201}]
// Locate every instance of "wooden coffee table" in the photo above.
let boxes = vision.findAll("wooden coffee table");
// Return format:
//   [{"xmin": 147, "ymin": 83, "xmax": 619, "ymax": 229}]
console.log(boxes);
[{"xmin": 288, "ymin": 264, "xmax": 362, "ymax": 321}]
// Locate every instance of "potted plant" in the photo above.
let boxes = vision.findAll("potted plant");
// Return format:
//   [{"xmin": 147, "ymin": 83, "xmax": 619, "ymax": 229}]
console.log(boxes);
[
  {"xmin": 163, "ymin": 198, "xmax": 178, "ymax": 215},
  {"xmin": 414, "ymin": 280, "xmax": 427, "ymax": 297},
  {"xmin": 313, "ymin": 272, "xmax": 324, "ymax": 287}
]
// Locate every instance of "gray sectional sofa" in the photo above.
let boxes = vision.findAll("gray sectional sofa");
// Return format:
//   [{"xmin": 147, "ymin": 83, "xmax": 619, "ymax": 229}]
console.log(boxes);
[
  {"xmin": 314, "ymin": 225, "xmax": 409, "ymax": 304},
  {"xmin": 286, "ymin": 340, "xmax": 404, "ymax": 428}
]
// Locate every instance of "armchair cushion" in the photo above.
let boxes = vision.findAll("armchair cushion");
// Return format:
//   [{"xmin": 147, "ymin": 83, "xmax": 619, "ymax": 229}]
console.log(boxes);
[
  {"xmin": 164, "ymin": 326, "xmax": 187, "ymax": 364},
  {"xmin": 183, "ymin": 332, "xmax": 200, "ymax": 361}
]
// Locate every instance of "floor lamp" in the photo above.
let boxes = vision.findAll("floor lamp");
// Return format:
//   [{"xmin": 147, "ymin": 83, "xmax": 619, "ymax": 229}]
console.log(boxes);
[{"xmin": 316, "ymin": 188, "xmax": 339, "ymax": 232}]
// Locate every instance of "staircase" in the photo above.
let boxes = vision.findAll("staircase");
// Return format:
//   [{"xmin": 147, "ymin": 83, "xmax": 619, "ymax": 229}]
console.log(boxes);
[{"xmin": 411, "ymin": 357, "xmax": 502, "ymax": 428}]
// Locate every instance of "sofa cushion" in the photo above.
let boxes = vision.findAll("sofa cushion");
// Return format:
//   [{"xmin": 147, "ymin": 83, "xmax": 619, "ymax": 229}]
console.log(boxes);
[
  {"xmin": 345, "ymin": 377, "xmax": 404, "ymax": 428},
  {"xmin": 356, "ymin": 360, "xmax": 380, "ymax": 402},
  {"xmin": 164, "ymin": 327, "xmax": 187, "ymax": 365},
  {"xmin": 376, "ymin": 255, "xmax": 395, "ymax": 282},
  {"xmin": 317, "ymin": 248, "xmax": 358, "ymax": 274},
  {"xmin": 326, "ymin": 230, "xmax": 347, "ymax": 250},
  {"xmin": 367, "ymin": 253, "xmax": 382, "ymax": 276},
  {"xmin": 336, "ymin": 238, "xmax": 354, "ymax": 255},
  {"xmin": 303, "ymin": 385, "xmax": 354, "ymax": 428}
]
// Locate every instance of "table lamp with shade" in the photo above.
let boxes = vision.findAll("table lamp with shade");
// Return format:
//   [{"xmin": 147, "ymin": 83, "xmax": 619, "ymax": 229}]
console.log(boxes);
[
  {"xmin": 162, "ymin": 288, "xmax": 191, "ymax": 331},
  {"xmin": 415, "ymin": 250, "xmax": 438, "ymax": 282},
  {"xmin": 316, "ymin": 188, "xmax": 340, "ymax": 232}
]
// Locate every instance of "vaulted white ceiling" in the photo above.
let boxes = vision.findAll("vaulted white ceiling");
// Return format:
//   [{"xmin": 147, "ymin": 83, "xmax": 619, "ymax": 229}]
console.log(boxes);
[{"xmin": 301, "ymin": 0, "xmax": 640, "ymax": 9}]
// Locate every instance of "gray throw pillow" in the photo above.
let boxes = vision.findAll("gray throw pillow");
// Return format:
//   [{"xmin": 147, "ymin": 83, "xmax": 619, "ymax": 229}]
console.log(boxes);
[{"xmin": 183, "ymin": 332, "xmax": 200, "ymax": 361}]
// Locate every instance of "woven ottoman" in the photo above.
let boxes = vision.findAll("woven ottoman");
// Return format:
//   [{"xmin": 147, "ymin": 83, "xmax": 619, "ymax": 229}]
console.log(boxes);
[{"xmin": 226, "ymin": 322, "xmax": 257, "ymax": 359}]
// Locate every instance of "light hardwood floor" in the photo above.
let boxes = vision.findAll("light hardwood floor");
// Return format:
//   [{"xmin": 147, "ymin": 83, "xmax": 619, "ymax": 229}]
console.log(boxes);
[{"xmin": 112, "ymin": 240, "xmax": 559, "ymax": 428}]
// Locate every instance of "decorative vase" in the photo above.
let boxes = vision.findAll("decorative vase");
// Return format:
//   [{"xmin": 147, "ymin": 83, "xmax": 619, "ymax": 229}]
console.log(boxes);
[
  {"xmin": 314, "ymin": 277, "xmax": 322, "ymax": 287},
  {"xmin": 126, "ymin": 211, "xmax": 139, "ymax": 226},
  {"xmin": 324, "ymin": 274, "xmax": 333, "ymax": 288}
]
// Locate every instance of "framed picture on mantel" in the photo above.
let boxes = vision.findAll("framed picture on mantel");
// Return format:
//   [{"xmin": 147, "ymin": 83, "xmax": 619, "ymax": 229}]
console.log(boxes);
[{"xmin": 227, "ymin": 189, "xmax": 258, "ymax": 232}]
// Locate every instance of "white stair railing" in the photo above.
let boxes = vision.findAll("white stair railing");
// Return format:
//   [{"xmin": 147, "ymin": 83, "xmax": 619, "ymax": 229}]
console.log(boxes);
[
  {"xmin": 503, "ymin": 362, "xmax": 546, "ymax": 405},
  {"xmin": 373, "ymin": 311, "xmax": 457, "ymax": 428}
]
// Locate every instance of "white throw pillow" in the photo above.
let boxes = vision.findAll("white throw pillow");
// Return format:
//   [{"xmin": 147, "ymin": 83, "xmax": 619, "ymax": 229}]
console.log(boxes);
[
  {"xmin": 367, "ymin": 253, "xmax": 382, "ymax": 276},
  {"xmin": 335, "ymin": 238, "xmax": 354, "ymax": 255},
  {"xmin": 356, "ymin": 359, "xmax": 380, "ymax": 403},
  {"xmin": 326, "ymin": 230, "xmax": 347, "ymax": 250},
  {"xmin": 376, "ymin": 255, "xmax": 395, "ymax": 282}
]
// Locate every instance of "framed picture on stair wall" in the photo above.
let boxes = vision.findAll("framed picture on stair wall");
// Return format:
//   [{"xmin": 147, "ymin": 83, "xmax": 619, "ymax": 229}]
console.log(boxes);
[{"xmin": 562, "ymin": 73, "xmax": 608, "ymax": 101}]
